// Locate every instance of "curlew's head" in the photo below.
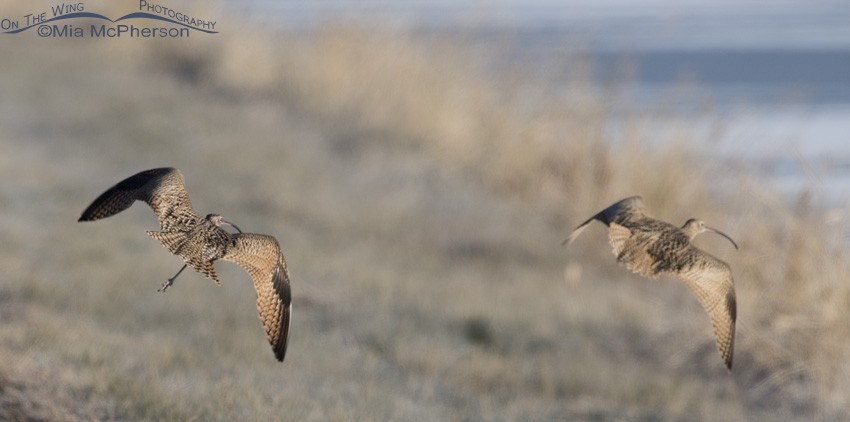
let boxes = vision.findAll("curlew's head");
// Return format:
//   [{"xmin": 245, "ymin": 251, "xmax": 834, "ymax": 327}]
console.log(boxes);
[
  {"xmin": 205, "ymin": 213, "xmax": 243, "ymax": 233},
  {"xmin": 682, "ymin": 218, "xmax": 738, "ymax": 249}
]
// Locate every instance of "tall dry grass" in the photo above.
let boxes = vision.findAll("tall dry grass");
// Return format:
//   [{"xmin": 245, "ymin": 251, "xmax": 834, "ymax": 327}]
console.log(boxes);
[
  {"xmin": 145, "ymin": 23, "xmax": 850, "ymax": 419},
  {"xmin": 0, "ymin": 7, "xmax": 848, "ymax": 420}
]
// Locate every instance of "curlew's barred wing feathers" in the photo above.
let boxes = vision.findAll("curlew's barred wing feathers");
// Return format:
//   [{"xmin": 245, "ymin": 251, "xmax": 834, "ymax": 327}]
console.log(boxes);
[
  {"xmin": 222, "ymin": 233, "xmax": 292, "ymax": 362},
  {"xmin": 676, "ymin": 249, "xmax": 736, "ymax": 370},
  {"xmin": 78, "ymin": 167, "xmax": 199, "ymax": 232}
]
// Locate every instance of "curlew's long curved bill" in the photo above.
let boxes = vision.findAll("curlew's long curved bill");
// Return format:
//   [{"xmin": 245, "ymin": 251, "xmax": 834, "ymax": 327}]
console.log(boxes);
[
  {"xmin": 220, "ymin": 219, "xmax": 243, "ymax": 234},
  {"xmin": 705, "ymin": 226, "xmax": 738, "ymax": 250}
]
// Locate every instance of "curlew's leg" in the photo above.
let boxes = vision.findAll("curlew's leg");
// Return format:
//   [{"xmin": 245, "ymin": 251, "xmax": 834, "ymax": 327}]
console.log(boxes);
[{"xmin": 158, "ymin": 264, "xmax": 187, "ymax": 292}]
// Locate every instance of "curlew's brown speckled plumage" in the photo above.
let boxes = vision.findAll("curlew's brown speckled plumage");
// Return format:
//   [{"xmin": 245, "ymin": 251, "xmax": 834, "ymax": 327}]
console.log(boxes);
[
  {"xmin": 565, "ymin": 196, "xmax": 738, "ymax": 370},
  {"xmin": 222, "ymin": 234, "xmax": 292, "ymax": 362},
  {"xmin": 78, "ymin": 167, "xmax": 292, "ymax": 362}
]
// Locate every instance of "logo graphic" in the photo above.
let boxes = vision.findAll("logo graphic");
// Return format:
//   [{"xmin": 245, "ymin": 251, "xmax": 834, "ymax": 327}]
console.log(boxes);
[{"xmin": 1, "ymin": 1, "xmax": 218, "ymax": 38}]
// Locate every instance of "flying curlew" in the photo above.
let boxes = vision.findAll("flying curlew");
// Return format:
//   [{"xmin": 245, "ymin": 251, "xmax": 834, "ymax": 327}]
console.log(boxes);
[
  {"xmin": 565, "ymin": 196, "xmax": 738, "ymax": 370},
  {"xmin": 78, "ymin": 167, "xmax": 291, "ymax": 362}
]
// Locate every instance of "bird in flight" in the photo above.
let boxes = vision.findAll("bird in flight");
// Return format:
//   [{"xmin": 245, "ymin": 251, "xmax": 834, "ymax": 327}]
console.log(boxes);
[
  {"xmin": 79, "ymin": 167, "xmax": 291, "ymax": 362},
  {"xmin": 565, "ymin": 196, "xmax": 738, "ymax": 370}
]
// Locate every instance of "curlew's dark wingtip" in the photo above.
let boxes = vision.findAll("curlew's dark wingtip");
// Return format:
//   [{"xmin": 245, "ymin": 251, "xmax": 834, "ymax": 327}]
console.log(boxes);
[{"xmin": 274, "ymin": 348, "xmax": 286, "ymax": 362}]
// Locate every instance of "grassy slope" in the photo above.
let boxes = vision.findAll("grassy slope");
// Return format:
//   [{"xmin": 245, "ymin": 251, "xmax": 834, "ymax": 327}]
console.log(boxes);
[{"xmin": 0, "ymin": 20, "xmax": 848, "ymax": 421}]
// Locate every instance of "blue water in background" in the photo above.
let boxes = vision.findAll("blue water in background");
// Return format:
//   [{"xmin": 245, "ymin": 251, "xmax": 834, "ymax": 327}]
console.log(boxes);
[{"xmin": 224, "ymin": 0, "xmax": 850, "ymax": 206}]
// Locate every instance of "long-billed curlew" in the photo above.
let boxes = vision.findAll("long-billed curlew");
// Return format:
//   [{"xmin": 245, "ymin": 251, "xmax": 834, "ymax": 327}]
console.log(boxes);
[
  {"xmin": 78, "ymin": 167, "xmax": 291, "ymax": 362},
  {"xmin": 565, "ymin": 196, "xmax": 738, "ymax": 370}
]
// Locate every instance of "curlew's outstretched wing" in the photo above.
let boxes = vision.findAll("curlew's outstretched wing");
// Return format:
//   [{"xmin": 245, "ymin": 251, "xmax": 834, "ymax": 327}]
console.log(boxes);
[
  {"xmin": 674, "ymin": 248, "xmax": 737, "ymax": 370},
  {"xmin": 564, "ymin": 196, "xmax": 649, "ymax": 245},
  {"xmin": 221, "ymin": 233, "xmax": 291, "ymax": 362},
  {"xmin": 78, "ymin": 167, "xmax": 199, "ymax": 232}
]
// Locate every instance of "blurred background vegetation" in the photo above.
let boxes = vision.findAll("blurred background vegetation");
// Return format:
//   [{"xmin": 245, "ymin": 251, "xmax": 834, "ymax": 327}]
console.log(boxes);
[{"xmin": 1, "ymin": 1, "xmax": 849, "ymax": 420}]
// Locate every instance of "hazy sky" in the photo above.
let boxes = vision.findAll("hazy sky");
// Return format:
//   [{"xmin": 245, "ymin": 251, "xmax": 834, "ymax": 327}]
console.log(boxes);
[{"xmin": 227, "ymin": 0, "xmax": 850, "ymax": 49}]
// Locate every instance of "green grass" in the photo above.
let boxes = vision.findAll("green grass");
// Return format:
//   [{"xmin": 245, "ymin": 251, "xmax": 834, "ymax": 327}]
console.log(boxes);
[{"xmin": 0, "ymin": 14, "xmax": 848, "ymax": 421}]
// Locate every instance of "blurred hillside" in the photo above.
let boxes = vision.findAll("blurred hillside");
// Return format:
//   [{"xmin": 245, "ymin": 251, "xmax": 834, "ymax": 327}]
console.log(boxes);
[{"xmin": 1, "ymin": 3, "xmax": 849, "ymax": 421}]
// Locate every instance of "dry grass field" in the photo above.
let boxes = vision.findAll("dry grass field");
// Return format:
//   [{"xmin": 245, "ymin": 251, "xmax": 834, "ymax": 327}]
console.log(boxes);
[{"xmin": 1, "ymin": 6, "xmax": 849, "ymax": 421}]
